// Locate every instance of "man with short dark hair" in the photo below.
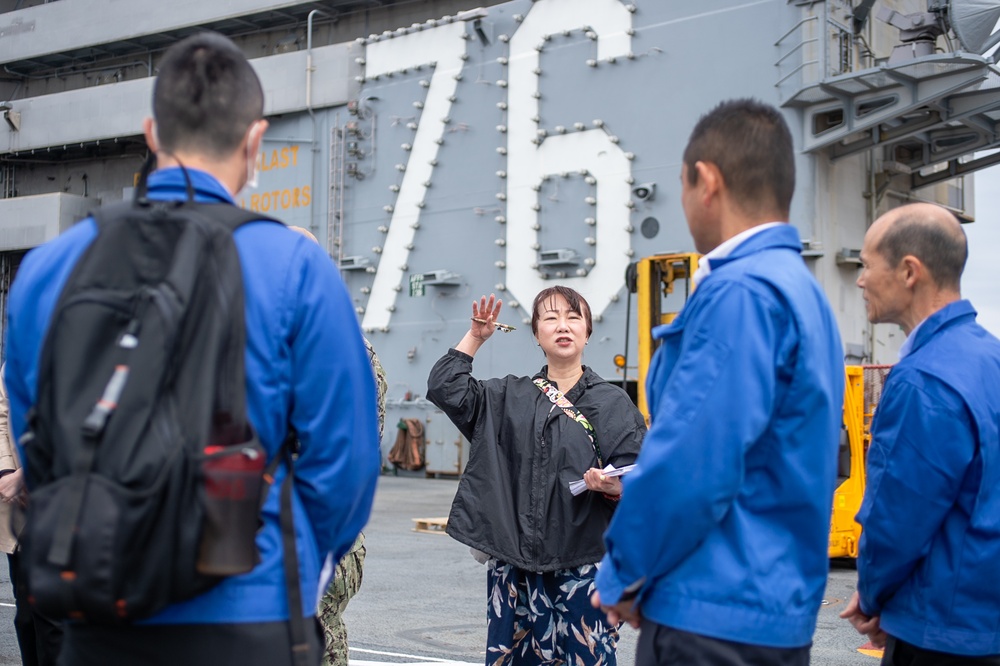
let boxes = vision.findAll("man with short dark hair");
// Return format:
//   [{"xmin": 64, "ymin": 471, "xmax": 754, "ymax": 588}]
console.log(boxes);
[
  {"xmin": 592, "ymin": 98, "xmax": 845, "ymax": 665},
  {"xmin": 841, "ymin": 203, "xmax": 1000, "ymax": 665},
  {"xmin": 5, "ymin": 33, "xmax": 380, "ymax": 665}
]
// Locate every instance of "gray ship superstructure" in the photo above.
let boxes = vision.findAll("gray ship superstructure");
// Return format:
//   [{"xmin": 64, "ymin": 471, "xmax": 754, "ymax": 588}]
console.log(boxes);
[{"xmin": 1, "ymin": 0, "xmax": 998, "ymax": 472}]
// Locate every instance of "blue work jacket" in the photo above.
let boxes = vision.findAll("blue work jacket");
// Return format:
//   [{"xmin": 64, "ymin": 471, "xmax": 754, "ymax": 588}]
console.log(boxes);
[
  {"xmin": 596, "ymin": 224, "xmax": 844, "ymax": 648},
  {"xmin": 4, "ymin": 167, "xmax": 381, "ymax": 623},
  {"xmin": 857, "ymin": 300, "xmax": 1000, "ymax": 657}
]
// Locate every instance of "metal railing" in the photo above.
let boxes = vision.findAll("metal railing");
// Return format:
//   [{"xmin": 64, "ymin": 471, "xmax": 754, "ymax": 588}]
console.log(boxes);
[{"xmin": 775, "ymin": 4, "xmax": 856, "ymax": 100}]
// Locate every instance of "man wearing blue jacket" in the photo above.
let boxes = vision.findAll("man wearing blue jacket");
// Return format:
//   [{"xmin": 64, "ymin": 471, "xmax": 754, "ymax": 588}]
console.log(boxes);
[
  {"xmin": 4, "ymin": 33, "xmax": 380, "ymax": 665},
  {"xmin": 592, "ymin": 99, "xmax": 844, "ymax": 665},
  {"xmin": 841, "ymin": 203, "xmax": 1000, "ymax": 664}
]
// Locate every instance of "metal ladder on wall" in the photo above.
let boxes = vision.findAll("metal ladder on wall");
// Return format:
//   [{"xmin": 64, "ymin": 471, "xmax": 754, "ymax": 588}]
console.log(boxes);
[
  {"xmin": 328, "ymin": 114, "xmax": 346, "ymax": 261},
  {"xmin": 1, "ymin": 164, "xmax": 15, "ymax": 199}
]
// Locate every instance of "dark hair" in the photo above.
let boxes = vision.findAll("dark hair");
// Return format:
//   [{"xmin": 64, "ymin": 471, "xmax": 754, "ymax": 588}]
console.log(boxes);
[
  {"xmin": 153, "ymin": 32, "xmax": 264, "ymax": 159},
  {"xmin": 683, "ymin": 98, "xmax": 795, "ymax": 218},
  {"xmin": 531, "ymin": 286, "xmax": 593, "ymax": 338},
  {"xmin": 877, "ymin": 207, "xmax": 967, "ymax": 290}
]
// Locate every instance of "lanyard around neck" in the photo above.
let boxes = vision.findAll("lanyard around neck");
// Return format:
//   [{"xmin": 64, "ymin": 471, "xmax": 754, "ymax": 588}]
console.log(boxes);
[{"xmin": 533, "ymin": 377, "xmax": 603, "ymax": 467}]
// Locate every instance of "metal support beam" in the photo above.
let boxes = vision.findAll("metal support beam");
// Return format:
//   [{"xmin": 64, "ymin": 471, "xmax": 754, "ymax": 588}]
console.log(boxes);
[
  {"xmin": 852, "ymin": 0, "xmax": 879, "ymax": 34},
  {"xmin": 830, "ymin": 110, "xmax": 942, "ymax": 160},
  {"xmin": 792, "ymin": 55, "xmax": 991, "ymax": 154},
  {"xmin": 911, "ymin": 150, "xmax": 1000, "ymax": 189}
]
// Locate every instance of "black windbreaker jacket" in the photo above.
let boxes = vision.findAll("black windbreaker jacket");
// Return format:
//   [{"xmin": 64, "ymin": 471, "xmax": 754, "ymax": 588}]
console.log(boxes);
[{"xmin": 427, "ymin": 348, "xmax": 646, "ymax": 572}]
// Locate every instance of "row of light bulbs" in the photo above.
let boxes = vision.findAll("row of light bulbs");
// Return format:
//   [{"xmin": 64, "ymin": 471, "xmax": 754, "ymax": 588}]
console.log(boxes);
[{"xmin": 348, "ymin": 2, "xmax": 637, "ymax": 47}]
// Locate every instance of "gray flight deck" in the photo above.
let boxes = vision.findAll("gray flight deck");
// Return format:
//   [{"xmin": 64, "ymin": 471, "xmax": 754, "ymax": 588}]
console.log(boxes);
[{"xmin": 0, "ymin": 474, "xmax": 880, "ymax": 666}]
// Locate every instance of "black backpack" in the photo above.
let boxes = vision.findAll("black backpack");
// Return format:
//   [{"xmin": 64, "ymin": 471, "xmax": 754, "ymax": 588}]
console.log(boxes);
[{"xmin": 17, "ymin": 164, "xmax": 285, "ymax": 624}]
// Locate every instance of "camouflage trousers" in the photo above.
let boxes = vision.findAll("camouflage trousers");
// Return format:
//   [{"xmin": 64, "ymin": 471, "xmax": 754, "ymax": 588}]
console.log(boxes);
[{"xmin": 319, "ymin": 533, "xmax": 367, "ymax": 666}]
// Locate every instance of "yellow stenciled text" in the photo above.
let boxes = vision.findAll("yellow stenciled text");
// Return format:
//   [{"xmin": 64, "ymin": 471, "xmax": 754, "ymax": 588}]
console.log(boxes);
[
  {"xmin": 245, "ymin": 186, "xmax": 312, "ymax": 212},
  {"xmin": 257, "ymin": 145, "xmax": 300, "ymax": 172}
]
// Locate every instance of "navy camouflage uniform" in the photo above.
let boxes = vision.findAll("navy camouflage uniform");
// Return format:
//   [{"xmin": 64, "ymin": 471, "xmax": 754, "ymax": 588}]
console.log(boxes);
[{"xmin": 319, "ymin": 337, "xmax": 386, "ymax": 666}]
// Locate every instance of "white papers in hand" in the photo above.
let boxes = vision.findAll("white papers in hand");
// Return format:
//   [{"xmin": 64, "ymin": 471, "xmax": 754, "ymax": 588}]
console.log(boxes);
[{"xmin": 568, "ymin": 463, "xmax": 636, "ymax": 496}]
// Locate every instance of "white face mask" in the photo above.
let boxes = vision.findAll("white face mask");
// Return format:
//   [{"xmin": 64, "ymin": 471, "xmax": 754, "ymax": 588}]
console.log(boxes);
[
  {"xmin": 245, "ymin": 143, "xmax": 260, "ymax": 191},
  {"xmin": 237, "ymin": 122, "xmax": 264, "ymax": 198}
]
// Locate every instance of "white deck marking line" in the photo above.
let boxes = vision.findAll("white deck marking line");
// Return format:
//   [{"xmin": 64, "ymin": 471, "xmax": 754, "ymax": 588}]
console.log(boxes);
[
  {"xmin": 349, "ymin": 647, "xmax": 478, "ymax": 664},
  {"xmin": 351, "ymin": 661, "xmax": 480, "ymax": 666}
]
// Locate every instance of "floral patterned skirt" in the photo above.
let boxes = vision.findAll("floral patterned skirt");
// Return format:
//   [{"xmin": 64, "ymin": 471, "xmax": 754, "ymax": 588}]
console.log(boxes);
[{"xmin": 486, "ymin": 562, "xmax": 619, "ymax": 666}]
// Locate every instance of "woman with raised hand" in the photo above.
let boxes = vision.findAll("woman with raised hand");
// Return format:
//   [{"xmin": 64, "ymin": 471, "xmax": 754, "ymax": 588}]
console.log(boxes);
[{"xmin": 427, "ymin": 288, "xmax": 645, "ymax": 666}]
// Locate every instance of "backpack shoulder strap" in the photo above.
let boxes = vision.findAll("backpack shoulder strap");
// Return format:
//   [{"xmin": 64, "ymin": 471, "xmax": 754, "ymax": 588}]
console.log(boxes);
[
  {"xmin": 89, "ymin": 200, "xmax": 143, "ymax": 229},
  {"xmin": 91, "ymin": 200, "xmax": 284, "ymax": 233},
  {"xmin": 264, "ymin": 429, "xmax": 311, "ymax": 666},
  {"xmin": 186, "ymin": 203, "xmax": 284, "ymax": 232}
]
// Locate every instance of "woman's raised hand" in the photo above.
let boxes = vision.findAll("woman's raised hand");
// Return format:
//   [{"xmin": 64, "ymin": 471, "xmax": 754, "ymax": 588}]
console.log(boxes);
[{"xmin": 471, "ymin": 294, "xmax": 503, "ymax": 342}]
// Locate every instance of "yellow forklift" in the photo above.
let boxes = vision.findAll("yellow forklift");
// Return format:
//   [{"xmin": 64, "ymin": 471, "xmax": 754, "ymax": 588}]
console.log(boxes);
[{"xmin": 615, "ymin": 252, "xmax": 890, "ymax": 558}]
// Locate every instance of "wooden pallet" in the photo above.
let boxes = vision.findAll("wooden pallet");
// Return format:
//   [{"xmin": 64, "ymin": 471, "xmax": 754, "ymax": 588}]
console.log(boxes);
[{"xmin": 412, "ymin": 517, "xmax": 448, "ymax": 534}]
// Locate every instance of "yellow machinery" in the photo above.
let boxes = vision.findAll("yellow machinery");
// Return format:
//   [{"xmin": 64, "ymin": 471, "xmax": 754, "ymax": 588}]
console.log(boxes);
[
  {"xmin": 830, "ymin": 366, "xmax": 866, "ymax": 558},
  {"xmin": 828, "ymin": 364, "xmax": 891, "ymax": 558},
  {"xmin": 616, "ymin": 252, "xmax": 700, "ymax": 418},
  {"xmin": 618, "ymin": 252, "xmax": 890, "ymax": 558}
]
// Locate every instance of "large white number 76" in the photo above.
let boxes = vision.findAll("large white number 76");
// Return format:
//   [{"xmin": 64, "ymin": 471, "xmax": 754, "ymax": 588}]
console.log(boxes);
[
  {"xmin": 363, "ymin": 1, "xmax": 635, "ymax": 331},
  {"xmin": 362, "ymin": 20, "xmax": 469, "ymax": 332}
]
